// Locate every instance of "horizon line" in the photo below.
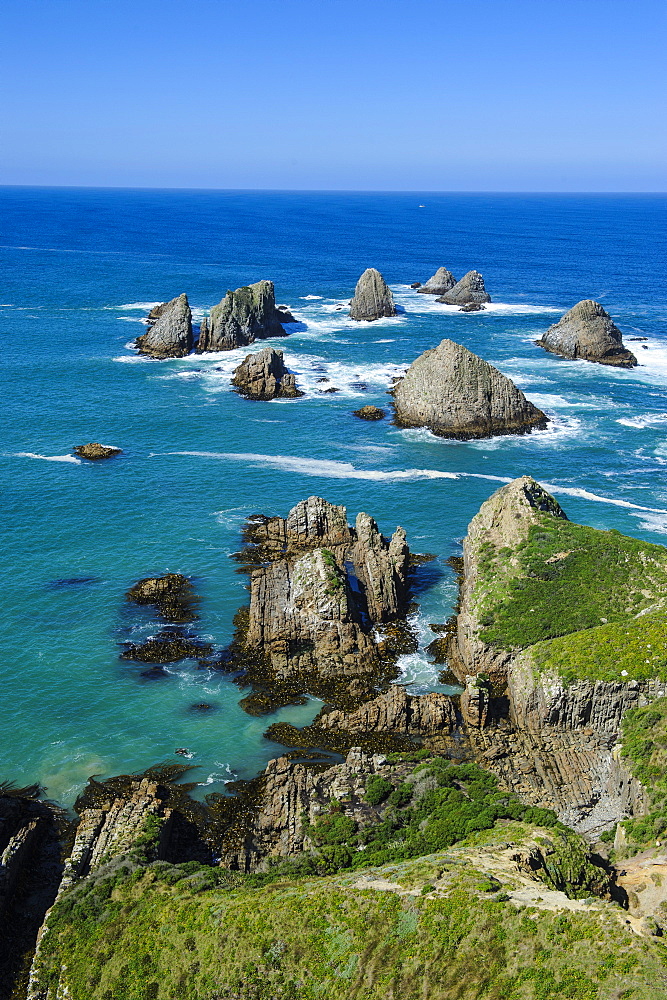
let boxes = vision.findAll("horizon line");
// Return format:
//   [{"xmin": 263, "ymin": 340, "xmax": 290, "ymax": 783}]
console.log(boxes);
[{"xmin": 0, "ymin": 184, "xmax": 665, "ymax": 196}]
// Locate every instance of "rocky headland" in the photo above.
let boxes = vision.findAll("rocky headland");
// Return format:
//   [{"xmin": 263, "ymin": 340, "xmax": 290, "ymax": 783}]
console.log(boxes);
[
  {"xmin": 135, "ymin": 293, "xmax": 193, "ymax": 358},
  {"xmin": 536, "ymin": 299, "xmax": 638, "ymax": 367},
  {"xmin": 349, "ymin": 268, "xmax": 396, "ymax": 321},
  {"xmin": 391, "ymin": 338, "xmax": 548, "ymax": 439},
  {"xmin": 197, "ymin": 280, "xmax": 295, "ymax": 352},
  {"xmin": 436, "ymin": 269, "xmax": 491, "ymax": 305},
  {"xmin": 417, "ymin": 267, "xmax": 457, "ymax": 295},
  {"xmin": 231, "ymin": 347, "xmax": 303, "ymax": 400}
]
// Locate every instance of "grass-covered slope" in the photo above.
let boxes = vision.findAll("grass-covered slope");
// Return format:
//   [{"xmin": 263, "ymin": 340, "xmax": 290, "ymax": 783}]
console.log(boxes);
[
  {"xmin": 33, "ymin": 829, "xmax": 667, "ymax": 1000},
  {"xmin": 620, "ymin": 697, "xmax": 667, "ymax": 851},
  {"xmin": 474, "ymin": 514, "xmax": 667, "ymax": 684}
]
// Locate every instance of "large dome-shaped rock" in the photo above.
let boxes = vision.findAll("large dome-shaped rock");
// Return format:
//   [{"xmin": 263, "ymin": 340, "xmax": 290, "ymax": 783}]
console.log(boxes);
[
  {"xmin": 417, "ymin": 267, "xmax": 457, "ymax": 295},
  {"xmin": 231, "ymin": 347, "xmax": 303, "ymax": 400},
  {"xmin": 197, "ymin": 280, "xmax": 294, "ymax": 353},
  {"xmin": 349, "ymin": 268, "xmax": 396, "ymax": 321},
  {"xmin": 392, "ymin": 339, "xmax": 547, "ymax": 439},
  {"xmin": 536, "ymin": 300, "xmax": 637, "ymax": 368},
  {"xmin": 436, "ymin": 270, "xmax": 491, "ymax": 305},
  {"xmin": 135, "ymin": 293, "xmax": 193, "ymax": 358}
]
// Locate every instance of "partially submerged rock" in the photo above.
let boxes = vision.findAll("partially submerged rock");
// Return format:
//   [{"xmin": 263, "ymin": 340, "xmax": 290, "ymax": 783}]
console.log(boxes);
[
  {"xmin": 417, "ymin": 267, "xmax": 457, "ymax": 295},
  {"xmin": 537, "ymin": 300, "xmax": 637, "ymax": 367},
  {"xmin": 231, "ymin": 347, "xmax": 303, "ymax": 400},
  {"xmin": 391, "ymin": 338, "xmax": 547, "ymax": 439},
  {"xmin": 136, "ymin": 293, "xmax": 193, "ymax": 358},
  {"xmin": 197, "ymin": 280, "xmax": 294, "ymax": 352},
  {"xmin": 436, "ymin": 270, "xmax": 491, "ymax": 305},
  {"xmin": 353, "ymin": 405, "xmax": 385, "ymax": 420},
  {"xmin": 126, "ymin": 573, "xmax": 198, "ymax": 622},
  {"xmin": 349, "ymin": 268, "xmax": 396, "ymax": 321},
  {"xmin": 73, "ymin": 443, "xmax": 122, "ymax": 460},
  {"xmin": 460, "ymin": 302, "xmax": 485, "ymax": 312}
]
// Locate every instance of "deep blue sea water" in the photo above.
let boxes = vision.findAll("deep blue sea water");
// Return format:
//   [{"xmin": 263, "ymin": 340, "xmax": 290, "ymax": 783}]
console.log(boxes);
[{"xmin": 1, "ymin": 188, "xmax": 666, "ymax": 805}]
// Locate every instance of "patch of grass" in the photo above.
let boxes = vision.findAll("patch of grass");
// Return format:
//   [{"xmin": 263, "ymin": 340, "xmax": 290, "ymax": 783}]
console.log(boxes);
[
  {"xmin": 620, "ymin": 698, "xmax": 667, "ymax": 850},
  {"xmin": 33, "ymin": 861, "xmax": 667, "ymax": 1000}
]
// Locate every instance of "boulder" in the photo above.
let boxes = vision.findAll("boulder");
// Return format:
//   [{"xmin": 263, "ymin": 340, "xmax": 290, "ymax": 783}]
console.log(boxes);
[
  {"xmin": 231, "ymin": 347, "xmax": 303, "ymax": 400},
  {"xmin": 392, "ymin": 339, "xmax": 547, "ymax": 439},
  {"xmin": 353, "ymin": 405, "xmax": 385, "ymax": 420},
  {"xmin": 349, "ymin": 268, "xmax": 396, "ymax": 321},
  {"xmin": 73, "ymin": 443, "xmax": 122, "ymax": 460},
  {"xmin": 460, "ymin": 302, "xmax": 485, "ymax": 312},
  {"xmin": 197, "ymin": 281, "xmax": 294, "ymax": 352},
  {"xmin": 135, "ymin": 293, "xmax": 193, "ymax": 358},
  {"xmin": 417, "ymin": 267, "xmax": 457, "ymax": 295},
  {"xmin": 436, "ymin": 270, "xmax": 491, "ymax": 305},
  {"xmin": 536, "ymin": 300, "xmax": 637, "ymax": 368},
  {"xmin": 126, "ymin": 573, "xmax": 198, "ymax": 622}
]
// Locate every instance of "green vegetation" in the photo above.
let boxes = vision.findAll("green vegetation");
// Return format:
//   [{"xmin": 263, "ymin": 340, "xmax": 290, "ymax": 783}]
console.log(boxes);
[
  {"xmin": 33, "ymin": 846, "xmax": 667, "ymax": 1000},
  {"xmin": 620, "ymin": 698, "xmax": 667, "ymax": 851},
  {"xmin": 474, "ymin": 516, "xmax": 667, "ymax": 683}
]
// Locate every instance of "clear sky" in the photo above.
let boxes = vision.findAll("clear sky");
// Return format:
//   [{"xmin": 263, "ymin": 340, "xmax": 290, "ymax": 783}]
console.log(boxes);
[{"xmin": 1, "ymin": 0, "xmax": 665, "ymax": 191}]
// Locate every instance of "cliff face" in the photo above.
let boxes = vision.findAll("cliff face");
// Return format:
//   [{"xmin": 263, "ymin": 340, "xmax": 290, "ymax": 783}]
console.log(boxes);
[
  {"xmin": 537, "ymin": 299, "xmax": 637, "ymax": 368},
  {"xmin": 392, "ymin": 339, "xmax": 547, "ymax": 440},
  {"xmin": 349, "ymin": 268, "xmax": 396, "ymax": 321},
  {"xmin": 197, "ymin": 280, "xmax": 293, "ymax": 352},
  {"xmin": 231, "ymin": 496, "xmax": 411, "ymax": 710},
  {"xmin": 136, "ymin": 293, "xmax": 193, "ymax": 358}
]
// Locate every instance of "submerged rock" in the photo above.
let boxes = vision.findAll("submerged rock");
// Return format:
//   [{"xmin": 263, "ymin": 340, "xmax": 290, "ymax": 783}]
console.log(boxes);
[
  {"xmin": 436, "ymin": 270, "xmax": 491, "ymax": 305},
  {"xmin": 536, "ymin": 300, "xmax": 637, "ymax": 368},
  {"xmin": 349, "ymin": 268, "xmax": 396, "ymax": 321},
  {"xmin": 136, "ymin": 293, "xmax": 193, "ymax": 358},
  {"xmin": 417, "ymin": 267, "xmax": 457, "ymax": 295},
  {"xmin": 460, "ymin": 302, "xmax": 485, "ymax": 312},
  {"xmin": 392, "ymin": 338, "xmax": 547, "ymax": 439},
  {"xmin": 197, "ymin": 280, "xmax": 294, "ymax": 352},
  {"xmin": 353, "ymin": 405, "xmax": 385, "ymax": 420},
  {"xmin": 73, "ymin": 443, "xmax": 122, "ymax": 460},
  {"xmin": 231, "ymin": 347, "xmax": 303, "ymax": 400}
]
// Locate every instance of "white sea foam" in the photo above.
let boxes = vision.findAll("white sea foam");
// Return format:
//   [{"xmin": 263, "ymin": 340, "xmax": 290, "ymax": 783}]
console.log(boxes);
[
  {"xmin": 528, "ymin": 393, "xmax": 609, "ymax": 410},
  {"xmin": 630, "ymin": 512, "xmax": 667, "ymax": 535},
  {"xmin": 117, "ymin": 316, "xmax": 146, "ymax": 323},
  {"xmin": 300, "ymin": 294, "xmax": 323, "ymax": 300},
  {"xmin": 197, "ymin": 763, "xmax": 236, "ymax": 787},
  {"xmin": 617, "ymin": 413, "xmax": 667, "ymax": 429},
  {"xmin": 108, "ymin": 301, "xmax": 162, "ymax": 311},
  {"xmin": 391, "ymin": 286, "xmax": 562, "ymax": 316},
  {"xmin": 156, "ymin": 449, "xmax": 667, "ymax": 516},
  {"xmin": 392, "ymin": 414, "xmax": 583, "ymax": 450},
  {"xmin": 13, "ymin": 452, "xmax": 81, "ymax": 464}
]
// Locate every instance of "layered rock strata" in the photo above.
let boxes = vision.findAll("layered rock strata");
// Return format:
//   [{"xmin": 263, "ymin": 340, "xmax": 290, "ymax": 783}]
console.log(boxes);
[
  {"xmin": 391, "ymin": 339, "xmax": 547, "ymax": 439},
  {"xmin": 197, "ymin": 280, "xmax": 294, "ymax": 352},
  {"xmin": 231, "ymin": 347, "xmax": 303, "ymax": 400},
  {"xmin": 417, "ymin": 267, "xmax": 457, "ymax": 295},
  {"xmin": 227, "ymin": 496, "xmax": 411, "ymax": 711},
  {"xmin": 436, "ymin": 270, "xmax": 491, "ymax": 305},
  {"xmin": 349, "ymin": 268, "xmax": 396, "ymax": 321},
  {"xmin": 136, "ymin": 293, "xmax": 193, "ymax": 358},
  {"xmin": 536, "ymin": 299, "xmax": 637, "ymax": 368},
  {"xmin": 316, "ymin": 685, "xmax": 456, "ymax": 735}
]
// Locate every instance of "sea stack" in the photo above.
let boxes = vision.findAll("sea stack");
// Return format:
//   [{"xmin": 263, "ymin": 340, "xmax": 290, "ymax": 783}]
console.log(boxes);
[
  {"xmin": 417, "ymin": 267, "xmax": 457, "ymax": 295},
  {"xmin": 231, "ymin": 347, "xmax": 303, "ymax": 400},
  {"xmin": 436, "ymin": 270, "xmax": 491, "ymax": 305},
  {"xmin": 349, "ymin": 268, "xmax": 396, "ymax": 321},
  {"xmin": 392, "ymin": 338, "xmax": 547, "ymax": 439},
  {"xmin": 536, "ymin": 300, "xmax": 637, "ymax": 368},
  {"xmin": 135, "ymin": 293, "xmax": 193, "ymax": 358},
  {"xmin": 197, "ymin": 280, "xmax": 295, "ymax": 353}
]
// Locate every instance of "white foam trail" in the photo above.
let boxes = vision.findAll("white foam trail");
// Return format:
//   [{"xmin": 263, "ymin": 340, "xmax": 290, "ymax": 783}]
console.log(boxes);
[
  {"xmin": 159, "ymin": 451, "xmax": 460, "ymax": 481},
  {"xmin": 108, "ymin": 301, "xmax": 162, "ymax": 311},
  {"xmin": 13, "ymin": 452, "xmax": 81, "ymax": 464},
  {"xmin": 391, "ymin": 286, "xmax": 562, "ymax": 316},
  {"xmin": 155, "ymin": 450, "xmax": 667, "ymax": 516},
  {"xmin": 617, "ymin": 413, "xmax": 667, "ymax": 429},
  {"xmin": 301, "ymin": 294, "xmax": 323, "ymax": 300},
  {"xmin": 630, "ymin": 512, "xmax": 667, "ymax": 535}
]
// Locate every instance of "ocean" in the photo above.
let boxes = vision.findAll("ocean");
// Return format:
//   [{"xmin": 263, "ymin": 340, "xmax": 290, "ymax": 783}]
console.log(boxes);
[{"xmin": 1, "ymin": 188, "xmax": 665, "ymax": 805}]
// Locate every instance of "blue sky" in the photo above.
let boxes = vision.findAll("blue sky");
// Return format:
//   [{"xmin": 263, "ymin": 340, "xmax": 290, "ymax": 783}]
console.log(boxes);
[{"xmin": 1, "ymin": 0, "xmax": 665, "ymax": 190}]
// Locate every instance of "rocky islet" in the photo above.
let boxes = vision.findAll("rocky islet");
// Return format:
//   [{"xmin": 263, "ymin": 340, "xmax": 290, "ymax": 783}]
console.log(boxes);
[
  {"xmin": 536, "ymin": 298, "xmax": 638, "ymax": 367},
  {"xmin": 231, "ymin": 346, "xmax": 303, "ymax": 400},
  {"xmin": 349, "ymin": 267, "xmax": 396, "ymax": 321}
]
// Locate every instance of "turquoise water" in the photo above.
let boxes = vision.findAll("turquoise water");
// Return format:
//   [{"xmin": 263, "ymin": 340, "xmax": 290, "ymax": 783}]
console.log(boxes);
[{"xmin": 1, "ymin": 189, "xmax": 666, "ymax": 804}]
